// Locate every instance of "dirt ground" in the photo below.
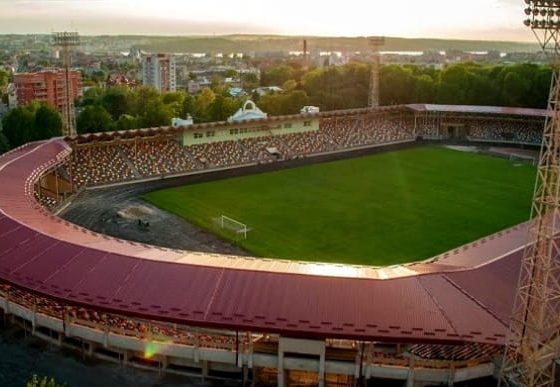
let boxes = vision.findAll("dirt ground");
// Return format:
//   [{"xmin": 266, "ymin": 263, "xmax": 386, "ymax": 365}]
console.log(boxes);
[{"xmin": 60, "ymin": 181, "xmax": 249, "ymax": 256}]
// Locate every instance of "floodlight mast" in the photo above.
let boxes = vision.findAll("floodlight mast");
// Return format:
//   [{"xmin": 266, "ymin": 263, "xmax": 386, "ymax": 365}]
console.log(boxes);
[
  {"xmin": 368, "ymin": 36, "xmax": 385, "ymax": 108},
  {"xmin": 52, "ymin": 32, "xmax": 79, "ymax": 137},
  {"xmin": 500, "ymin": 1, "xmax": 560, "ymax": 386}
]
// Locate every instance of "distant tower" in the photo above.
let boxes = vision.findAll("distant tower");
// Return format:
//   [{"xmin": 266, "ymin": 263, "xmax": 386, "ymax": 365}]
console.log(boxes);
[
  {"xmin": 52, "ymin": 32, "xmax": 79, "ymax": 137},
  {"xmin": 368, "ymin": 36, "xmax": 385, "ymax": 108},
  {"xmin": 500, "ymin": 2, "xmax": 560, "ymax": 386}
]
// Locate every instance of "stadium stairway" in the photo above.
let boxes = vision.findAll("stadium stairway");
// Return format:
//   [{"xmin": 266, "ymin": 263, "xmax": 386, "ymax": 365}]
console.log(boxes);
[
  {"xmin": 237, "ymin": 140, "xmax": 259, "ymax": 163},
  {"xmin": 347, "ymin": 118, "xmax": 364, "ymax": 147},
  {"xmin": 276, "ymin": 133, "xmax": 295, "ymax": 156},
  {"xmin": 117, "ymin": 147, "xmax": 142, "ymax": 179},
  {"xmin": 182, "ymin": 147, "xmax": 205, "ymax": 169}
]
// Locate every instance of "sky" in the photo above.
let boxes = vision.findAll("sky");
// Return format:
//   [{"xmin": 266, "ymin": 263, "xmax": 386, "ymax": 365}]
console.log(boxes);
[{"xmin": 0, "ymin": 0, "xmax": 534, "ymax": 42}]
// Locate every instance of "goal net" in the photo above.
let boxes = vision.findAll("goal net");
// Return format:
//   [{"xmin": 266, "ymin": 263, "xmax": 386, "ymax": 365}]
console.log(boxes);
[{"xmin": 218, "ymin": 215, "xmax": 249, "ymax": 239}]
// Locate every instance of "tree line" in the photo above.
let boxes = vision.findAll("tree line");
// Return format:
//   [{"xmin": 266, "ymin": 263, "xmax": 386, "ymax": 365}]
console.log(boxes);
[
  {"xmin": 0, "ymin": 102, "xmax": 62, "ymax": 151},
  {"xmin": 0, "ymin": 62, "xmax": 552, "ymax": 152},
  {"xmin": 76, "ymin": 85, "xmax": 243, "ymax": 134},
  {"xmin": 258, "ymin": 61, "xmax": 551, "ymax": 112}
]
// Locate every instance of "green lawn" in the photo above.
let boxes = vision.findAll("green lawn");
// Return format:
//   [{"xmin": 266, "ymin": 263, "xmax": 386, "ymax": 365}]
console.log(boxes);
[{"xmin": 143, "ymin": 147, "xmax": 536, "ymax": 266}]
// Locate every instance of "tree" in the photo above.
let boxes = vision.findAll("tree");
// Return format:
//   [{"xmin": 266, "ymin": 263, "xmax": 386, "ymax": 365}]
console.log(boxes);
[
  {"xmin": 414, "ymin": 74, "xmax": 437, "ymax": 103},
  {"xmin": 259, "ymin": 90, "xmax": 310, "ymax": 116},
  {"xmin": 436, "ymin": 64, "xmax": 471, "ymax": 104},
  {"xmin": 0, "ymin": 69, "xmax": 9, "ymax": 93},
  {"xmin": 162, "ymin": 91, "xmax": 187, "ymax": 117},
  {"xmin": 261, "ymin": 65, "xmax": 294, "ymax": 86},
  {"xmin": 208, "ymin": 95, "xmax": 242, "ymax": 121},
  {"xmin": 380, "ymin": 65, "xmax": 416, "ymax": 105},
  {"xmin": 77, "ymin": 105, "xmax": 113, "ymax": 134},
  {"xmin": 193, "ymin": 87, "xmax": 216, "ymax": 122},
  {"xmin": 2, "ymin": 106, "xmax": 34, "ymax": 147},
  {"xmin": 33, "ymin": 104, "xmax": 62, "ymax": 140},
  {"xmin": 224, "ymin": 69, "xmax": 238, "ymax": 79},
  {"xmin": 115, "ymin": 114, "xmax": 139, "ymax": 131},
  {"xmin": 258, "ymin": 93, "xmax": 284, "ymax": 116},
  {"xmin": 281, "ymin": 90, "xmax": 309, "ymax": 114},
  {"xmin": 129, "ymin": 86, "xmax": 160, "ymax": 117},
  {"xmin": 241, "ymin": 72, "xmax": 259, "ymax": 90},
  {"xmin": 140, "ymin": 99, "xmax": 174, "ymax": 127},
  {"xmin": 80, "ymin": 87, "xmax": 104, "ymax": 107},
  {"xmin": 162, "ymin": 91, "xmax": 186, "ymax": 105},
  {"xmin": 282, "ymin": 79, "xmax": 297, "ymax": 92},
  {"xmin": 102, "ymin": 87, "xmax": 130, "ymax": 120},
  {"xmin": 181, "ymin": 94, "xmax": 196, "ymax": 117},
  {"xmin": 0, "ymin": 131, "xmax": 10, "ymax": 154}
]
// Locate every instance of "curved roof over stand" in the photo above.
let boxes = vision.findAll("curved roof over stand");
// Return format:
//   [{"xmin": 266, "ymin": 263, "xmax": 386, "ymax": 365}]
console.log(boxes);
[
  {"xmin": 407, "ymin": 104, "xmax": 550, "ymax": 118},
  {"xmin": 0, "ymin": 138, "xmax": 532, "ymax": 345}
]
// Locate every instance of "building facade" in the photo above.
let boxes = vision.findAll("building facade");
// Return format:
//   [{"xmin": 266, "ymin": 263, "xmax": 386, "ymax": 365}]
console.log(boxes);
[
  {"xmin": 141, "ymin": 54, "xmax": 176, "ymax": 92},
  {"xmin": 13, "ymin": 70, "xmax": 82, "ymax": 112}
]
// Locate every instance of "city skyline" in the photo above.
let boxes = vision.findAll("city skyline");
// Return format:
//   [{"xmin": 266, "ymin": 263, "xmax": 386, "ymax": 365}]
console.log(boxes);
[{"xmin": 0, "ymin": 0, "xmax": 534, "ymax": 42}]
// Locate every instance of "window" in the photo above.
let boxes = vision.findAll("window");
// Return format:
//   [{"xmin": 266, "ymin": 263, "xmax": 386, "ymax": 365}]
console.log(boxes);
[
  {"xmin": 194, "ymin": 133, "xmax": 203, "ymax": 139},
  {"xmin": 304, "ymin": 121, "xmax": 311, "ymax": 127},
  {"xmin": 206, "ymin": 131, "xmax": 215, "ymax": 137},
  {"xmin": 230, "ymin": 129, "xmax": 239, "ymax": 135},
  {"xmin": 284, "ymin": 123, "xmax": 292, "ymax": 129}
]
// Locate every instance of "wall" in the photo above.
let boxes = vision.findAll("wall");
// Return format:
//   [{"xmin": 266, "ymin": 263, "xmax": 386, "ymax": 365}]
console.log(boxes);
[{"xmin": 181, "ymin": 117, "xmax": 320, "ymax": 146}]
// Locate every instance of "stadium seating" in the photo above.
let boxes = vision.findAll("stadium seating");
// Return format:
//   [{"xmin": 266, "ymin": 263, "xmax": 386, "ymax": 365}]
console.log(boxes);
[
  {"xmin": 71, "ymin": 144, "xmax": 135, "ymax": 187},
  {"xmin": 121, "ymin": 137, "xmax": 199, "ymax": 177},
  {"xmin": 240, "ymin": 135, "xmax": 293, "ymax": 161},
  {"xmin": 186, "ymin": 140, "xmax": 254, "ymax": 168},
  {"xmin": 66, "ymin": 113, "xmax": 538, "ymax": 189},
  {"xmin": 34, "ymin": 190, "xmax": 59, "ymax": 210},
  {"xmin": 468, "ymin": 119, "xmax": 542, "ymax": 145}
]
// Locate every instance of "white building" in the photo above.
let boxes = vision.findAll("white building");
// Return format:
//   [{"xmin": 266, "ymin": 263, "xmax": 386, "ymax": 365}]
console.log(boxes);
[
  {"xmin": 172, "ymin": 115, "xmax": 194, "ymax": 127},
  {"xmin": 228, "ymin": 100, "xmax": 267, "ymax": 122},
  {"xmin": 141, "ymin": 54, "xmax": 176, "ymax": 92}
]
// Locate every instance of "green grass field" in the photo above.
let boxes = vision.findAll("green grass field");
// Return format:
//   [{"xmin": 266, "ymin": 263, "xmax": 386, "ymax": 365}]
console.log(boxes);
[{"xmin": 143, "ymin": 147, "xmax": 537, "ymax": 266}]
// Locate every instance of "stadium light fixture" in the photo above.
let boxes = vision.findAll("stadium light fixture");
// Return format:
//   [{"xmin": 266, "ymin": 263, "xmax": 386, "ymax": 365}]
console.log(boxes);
[
  {"xmin": 499, "ymin": 1, "xmax": 560, "ymax": 386},
  {"xmin": 524, "ymin": 0, "xmax": 560, "ymax": 30}
]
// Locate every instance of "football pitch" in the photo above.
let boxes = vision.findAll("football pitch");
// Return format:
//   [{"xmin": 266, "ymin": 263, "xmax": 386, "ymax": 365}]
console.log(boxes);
[{"xmin": 143, "ymin": 147, "xmax": 536, "ymax": 266}]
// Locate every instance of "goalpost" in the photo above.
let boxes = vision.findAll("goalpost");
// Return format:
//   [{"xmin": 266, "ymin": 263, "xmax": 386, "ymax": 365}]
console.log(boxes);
[{"xmin": 219, "ymin": 215, "xmax": 249, "ymax": 239}]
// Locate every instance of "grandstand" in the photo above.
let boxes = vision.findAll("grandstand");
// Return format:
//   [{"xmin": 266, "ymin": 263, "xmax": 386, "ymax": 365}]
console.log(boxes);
[{"xmin": 0, "ymin": 103, "xmax": 548, "ymax": 386}]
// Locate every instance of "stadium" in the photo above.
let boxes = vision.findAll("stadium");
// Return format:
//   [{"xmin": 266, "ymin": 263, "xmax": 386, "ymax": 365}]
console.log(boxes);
[{"xmin": 0, "ymin": 102, "xmax": 548, "ymax": 386}]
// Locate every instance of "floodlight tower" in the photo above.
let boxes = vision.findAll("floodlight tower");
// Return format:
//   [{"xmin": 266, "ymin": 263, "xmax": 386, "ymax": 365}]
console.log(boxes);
[
  {"xmin": 500, "ymin": 1, "xmax": 560, "ymax": 386},
  {"xmin": 52, "ymin": 31, "xmax": 79, "ymax": 137},
  {"xmin": 368, "ymin": 36, "xmax": 385, "ymax": 108}
]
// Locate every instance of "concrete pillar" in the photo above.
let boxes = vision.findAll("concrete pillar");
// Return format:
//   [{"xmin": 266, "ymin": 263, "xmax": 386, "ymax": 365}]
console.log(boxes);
[
  {"xmin": 406, "ymin": 366, "xmax": 415, "ymax": 387},
  {"xmin": 318, "ymin": 351, "xmax": 325, "ymax": 387},
  {"xmin": 103, "ymin": 329, "xmax": 108, "ymax": 348},
  {"xmin": 194, "ymin": 332, "xmax": 200, "ymax": 363},
  {"xmin": 242, "ymin": 365, "xmax": 249, "ymax": 386},
  {"xmin": 31, "ymin": 305, "xmax": 36, "ymax": 334},
  {"xmin": 248, "ymin": 338, "xmax": 254, "ymax": 369},
  {"xmin": 277, "ymin": 349, "xmax": 285, "ymax": 387},
  {"xmin": 447, "ymin": 362, "xmax": 455, "ymax": 386}
]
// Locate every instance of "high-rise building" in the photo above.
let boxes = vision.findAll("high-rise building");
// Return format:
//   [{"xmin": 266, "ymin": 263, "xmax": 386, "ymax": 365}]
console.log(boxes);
[
  {"xmin": 13, "ymin": 70, "xmax": 82, "ymax": 113},
  {"xmin": 141, "ymin": 54, "xmax": 176, "ymax": 92}
]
